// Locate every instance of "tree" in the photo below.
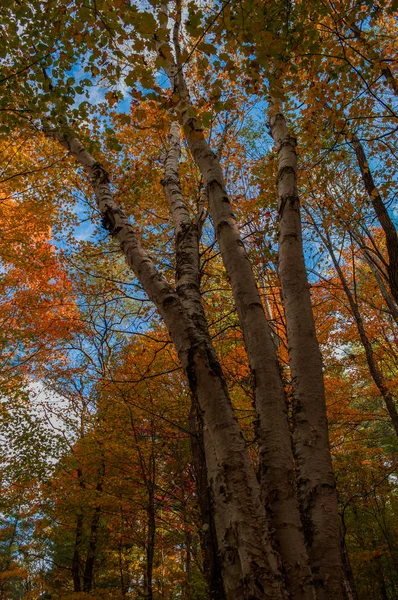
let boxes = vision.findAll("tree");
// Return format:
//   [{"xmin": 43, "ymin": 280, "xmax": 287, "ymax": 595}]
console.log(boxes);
[{"xmin": 0, "ymin": 0, "xmax": 397, "ymax": 598}]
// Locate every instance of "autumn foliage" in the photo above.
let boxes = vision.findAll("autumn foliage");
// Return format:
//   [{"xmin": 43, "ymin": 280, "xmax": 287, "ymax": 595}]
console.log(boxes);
[{"xmin": 0, "ymin": 0, "xmax": 397, "ymax": 599}]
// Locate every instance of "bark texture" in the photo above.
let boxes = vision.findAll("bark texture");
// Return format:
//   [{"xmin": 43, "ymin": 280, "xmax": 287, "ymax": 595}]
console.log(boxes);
[
  {"xmin": 163, "ymin": 121, "xmax": 226, "ymax": 600},
  {"xmin": 157, "ymin": 15, "xmax": 315, "ymax": 599},
  {"xmin": 47, "ymin": 127, "xmax": 286, "ymax": 600},
  {"xmin": 189, "ymin": 407, "xmax": 226, "ymax": 600},
  {"xmin": 269, "ymin": 106, "xmax": 344, "ymax": 599}
]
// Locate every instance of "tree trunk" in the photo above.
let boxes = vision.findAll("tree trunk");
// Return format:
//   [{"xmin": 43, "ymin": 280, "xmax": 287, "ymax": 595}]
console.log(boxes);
[
  {"xmin": 189, "ymin": 406, "xmax": 226, "ymax": 600},
  {"xmin": 72, "ymin": 513, "xmax": 83, "ymax": 593},
  {"xmin": 352, "ymin": 231, "xmax": 398, "ymax": 325},
  {"xmin": 158, "ymin": 18, "xmax": 314, "ymax": 598},
  {"xmin": 83, "ymin": 462, "xmax": 105, "ymax": 593},
  {"xmin": 340, "ymin": 512, "xmax": 359, "ymax": 600},
  {"xmin": 72, "ymin": 466, "xmax": 86, "ymax": 592},
  {"xmin": 47, "ymin": 128, "xmax": 286, "ymax": 600},
  {"xmin": 322, "ymin": 230, "xmax": 398, "ymax": 436},
  {"xmin": 269, "ymin": 105, "xmax": 343, "ymax": 599},
  {"xmin": 351, "ymin": 134, "xmax": 398, "ymax": 307},
  {"xmin": 83, "ymin": 505, "xmax": 101, "ymax": 593},
  {"xmin": 145, "ymin": 484, "xmax": 155, "ymax": 600},
  {"xmin": 163, "ymin": 122, "xmax": 226, "ymax": 600}
]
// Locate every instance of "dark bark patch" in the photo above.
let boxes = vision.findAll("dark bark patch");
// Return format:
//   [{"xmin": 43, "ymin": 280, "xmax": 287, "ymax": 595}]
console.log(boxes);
[
  {"xmin": 92, "ymin": 162, "xmax": 110, "ymax": 184},
  {"xmin": 216, "ymin": 220, "xmax": 231, "ymax": 237}
]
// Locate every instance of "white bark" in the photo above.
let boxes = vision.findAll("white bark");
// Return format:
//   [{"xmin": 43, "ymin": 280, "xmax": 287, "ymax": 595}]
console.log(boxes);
[
  {"xmin": 46, "ymin": 127, "xmax": 286, "ymax": 600},
  {"xmin": 155, "ymin": 10, "xmax": 315, "ymax": 597},
  {"xmin": 269, "ymin": 105, "xmax": 344, "ymax": 599}
]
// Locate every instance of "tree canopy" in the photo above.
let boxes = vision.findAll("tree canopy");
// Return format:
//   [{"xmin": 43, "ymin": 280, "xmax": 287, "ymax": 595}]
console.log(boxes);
[{"xmin": 0, "ymin": 0, "xmax": 397, "ymax": 598}]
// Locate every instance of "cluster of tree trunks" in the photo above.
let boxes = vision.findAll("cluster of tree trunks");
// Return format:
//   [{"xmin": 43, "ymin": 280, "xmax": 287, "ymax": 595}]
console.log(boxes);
[{"xmin": 42, "ymin": 6, "xmax": 398, "ymax": 600}]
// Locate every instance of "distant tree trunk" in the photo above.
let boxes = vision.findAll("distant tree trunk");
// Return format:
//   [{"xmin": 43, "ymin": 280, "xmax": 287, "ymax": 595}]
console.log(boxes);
[
  {"xmin": 342, "ymin": 548, "xmax": 358, "ymax": 600},
  {"xmin": 83, "ymin": 505, "xmax": 101, "ymax": 593},
  {"xmin": 340, "ymin": 522, "xmax": 359, "ymax": 600},
  {"xmin": 184, "ymin": 518, "xmax": 192, "ymax": 597},
  {"xmin": 127, "ymin": 403, "xmax": 157, "ymax": 600},
  {"xmin": 351, "ymin": 134, "xmax": 398, "ymax": 307},
  {"xmin": 376, "ymin": 556, "xmax": 389, "ymax": 600},
  {"xmin": 72, "ymin": 466, "xmax": 85, "ymax": 592},
  {"xmin": 118, "ymin": 535, "xmax": 128, "ymax": 598},
  {"xmin": 327, "ymin": 214, "xmax": 398, "ymax": 325},
  {"xmin": 322, "ymin": 230, "xmax": 398, "ymax": 436},
  {"xmin": 145, "ymin": 484, "xmax": 155, "ymax": 600},
  {"xmin": 72, "ymin": 513, "xmax": 83, "ymax": 593},
  {"xmin": 83, "ymin": 462, "xmax": 105, "ymax": 593},
  {"xmin": 356, "ymin": 235, "xmax": 398, "ymax": 325},
  {"xmin": 269, "ymin": 104, "xmax": 343, "ymax": 599}
]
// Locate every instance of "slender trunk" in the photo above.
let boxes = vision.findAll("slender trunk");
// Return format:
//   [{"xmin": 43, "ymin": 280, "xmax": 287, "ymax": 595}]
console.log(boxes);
[
  {"xmin": 333, "ymin": 215, "xmax": 398, "ymax": 323},
  {"xmin": 322, "ymin": 231, "xmax": 398, "ymax": 435},
  {"xmin": 47, "ymin": 128, "xmax": 286, "ymax": 600},
  {"xmin": 83, "ymin": 505, "xmax": 101, "ymax": 593},
  {"xmin": 158, "ymin": 17, "xmax": 314, "ymax": 598},
  {"xmin": 342, "ymin": 546, "xmax": 358, "ymax": 600},
  {"xmin": 269, "ymin": 106, "xmax": 343, "ymax": 599},
  {"xmin": 182, "ymin": 502, "xmax": 192, "ymax": 599},
  {"xmin": 72, "ymin": 466, "xmax": 86, "ymax": 592},
  {"xmin": 349, "ymin": 22, "xmax": 398, "ymax": 95},
  {"xmin": 376, "ymin": 556, "xmax": 389, "ymax": 600},
  {"xmin": 83, "ymin": 463, "xmax": 105, "ymax": 593},
  {"xmin": 340, "ymin": 522, "xmax": 359, "ymax": 600},
  {"xmin": 354, "ymin": 233, "xmax": 398, "ymax": 325},
  {"xmin": 118, "ymin": 537, "xmax": 127, "ymax": 598},
  {"xmin": 145, "ymin": 485, "xmax": 155, "ymax": 600},
  {"xmin": 72, "ymin": 513, "xmax": 83, "ymax": 593},
  {"xmin": 351, "ymin": 134, "xmax": 398, "ymax": 306}
]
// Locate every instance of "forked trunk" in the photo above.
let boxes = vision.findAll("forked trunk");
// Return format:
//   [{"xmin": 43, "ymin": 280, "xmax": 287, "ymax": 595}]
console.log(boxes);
[
  {"xmin": 158, "ymin": 25, "xmax": 314, "ymax": 597},
  {"xmin": 47, "ymin": 128, "xmax": 286, "ymax": 600},
  {"xmin": 181, "ymin": 120, "xmax": 314, "ymax": 599}
]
